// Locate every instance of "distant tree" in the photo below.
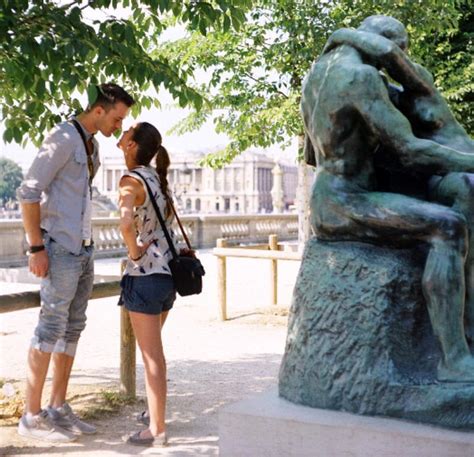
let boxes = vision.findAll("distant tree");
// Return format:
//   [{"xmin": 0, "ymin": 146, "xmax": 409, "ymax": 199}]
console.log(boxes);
[
  {"xmin": 0, "ymin": 0, "xmax": 251, "ymax": 146},
  {"xmin": 160, "ymin": 0, "xmax": 470, "ymax": 167},
  {"xmin": 416, "ymin": 2, "xmax": 473, "ymax": 133},
  {"xmin": 0, "ymin": 158, "xmax": 23, "ymax": 204}
]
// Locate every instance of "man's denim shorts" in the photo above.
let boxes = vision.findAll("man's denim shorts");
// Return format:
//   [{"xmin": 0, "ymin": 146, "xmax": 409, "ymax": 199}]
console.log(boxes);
[
  {"xmin": 31, "ymin": 235, "xmax": 94, "ymax": 357},
  {"xmin": 118, "ymin": 273, "xmax": 176, "ymax": 315}
]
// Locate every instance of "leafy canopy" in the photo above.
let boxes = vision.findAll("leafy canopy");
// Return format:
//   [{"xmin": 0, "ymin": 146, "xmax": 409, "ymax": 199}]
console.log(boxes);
[
  {"xmin": 0, "ymin": 0, "xmax": 251, "ymax": 146},
  {"xmin": 160, "ymin": 0, "xmax": 472, "ymax": 167}
]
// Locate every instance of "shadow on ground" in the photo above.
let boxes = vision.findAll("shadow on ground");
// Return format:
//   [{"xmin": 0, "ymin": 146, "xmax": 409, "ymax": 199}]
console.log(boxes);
[{"xmin": 1, "ymin": 353, "xmax": 282, "ymax": 456}]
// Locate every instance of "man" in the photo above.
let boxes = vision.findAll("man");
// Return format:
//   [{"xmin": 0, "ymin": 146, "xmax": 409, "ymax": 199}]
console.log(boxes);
[
  {"xmin": 17, "ymin": 83, "xmax": 135, "ymax": 442},
  {"xmin": 302, "ymin": 15, "xmax": 474, "ymax": 382}
]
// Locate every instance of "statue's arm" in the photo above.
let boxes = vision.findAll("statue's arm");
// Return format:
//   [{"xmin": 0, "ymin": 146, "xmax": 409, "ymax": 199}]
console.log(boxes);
[
  {"xmin": 323, "ymin": 29, "xmax": 432, "ymax": 95},
  {"xmin": 357, "ymin": 68, "xmax": 474, "ymax": 175}
]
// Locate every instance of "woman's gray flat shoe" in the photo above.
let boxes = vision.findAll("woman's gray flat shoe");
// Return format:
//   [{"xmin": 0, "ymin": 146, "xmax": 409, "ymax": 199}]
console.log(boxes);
[{"xmin": 125, "ymin": 430, "xmax": 167, "ymax": 447}]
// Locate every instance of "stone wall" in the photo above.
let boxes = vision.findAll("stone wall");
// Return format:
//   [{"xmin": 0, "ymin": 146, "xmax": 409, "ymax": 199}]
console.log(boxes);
[{"xmin": 0, "ymin": 214, "xmax": 298, "ymax": 267}]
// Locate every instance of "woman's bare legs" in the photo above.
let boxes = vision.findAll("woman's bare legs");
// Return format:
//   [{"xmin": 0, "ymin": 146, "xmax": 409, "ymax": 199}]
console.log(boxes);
[{"xmin": 129, "ymin": 310, "xmax": 169, "ymax": 437}]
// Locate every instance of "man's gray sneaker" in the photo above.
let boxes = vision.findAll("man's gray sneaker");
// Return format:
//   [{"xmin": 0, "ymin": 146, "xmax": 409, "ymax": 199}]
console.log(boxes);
[
  {"xmin": 18, "ymin": 410, "xmax": 77, "ymax": 443},
  {"xmin": 47, "ymin": 402, "xmax": 97, "ymax": 435}
]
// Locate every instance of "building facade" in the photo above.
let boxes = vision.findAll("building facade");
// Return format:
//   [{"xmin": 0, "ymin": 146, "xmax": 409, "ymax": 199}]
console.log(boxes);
[{"xmin": 94, "ymin": 149, "xmax": 297, "ymax": 214}]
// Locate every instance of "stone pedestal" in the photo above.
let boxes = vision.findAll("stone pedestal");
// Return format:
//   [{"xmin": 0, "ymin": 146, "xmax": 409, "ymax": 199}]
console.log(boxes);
[
  {"xmin": 219, "ymin": 389, "xmax": 474, "ymax": 457},
  {"xmin": 279, "ymin": 238, "xmax": 474, "ymax": 429}
]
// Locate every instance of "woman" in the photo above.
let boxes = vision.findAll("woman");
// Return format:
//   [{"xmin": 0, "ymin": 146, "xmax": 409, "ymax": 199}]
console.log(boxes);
[{"xmin": 117, "ymin": 122, "xmax": 181, "ymax": 447}]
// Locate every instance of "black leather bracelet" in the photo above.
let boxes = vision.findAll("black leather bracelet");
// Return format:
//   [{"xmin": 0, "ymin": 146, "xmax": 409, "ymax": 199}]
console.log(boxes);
[
  {"xmin": 29, "ymin": 245, "xmax": 45, "ymax": 254},
  {"xmin": 129, "ymin": 251, "xmax": 144, "ymax": 262}
]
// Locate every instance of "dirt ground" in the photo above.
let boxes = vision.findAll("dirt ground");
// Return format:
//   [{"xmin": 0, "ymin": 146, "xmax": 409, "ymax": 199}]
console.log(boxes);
[
  {"xmin": 1, "ymin": 306, "xmax": 289, "ymax": 457},
  {"xmin": 0, "ymin": 250, "xmax": 298, "ymax": 457}
]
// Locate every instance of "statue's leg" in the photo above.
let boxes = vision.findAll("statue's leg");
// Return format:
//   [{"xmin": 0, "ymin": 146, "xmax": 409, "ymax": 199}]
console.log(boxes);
[
  {"xmin": 429, "ymin": 173, "xmax": 474, "ymax": 345},
  {"xmin": 422, "ymin": 237, "xmax": 474, "ymax": 381},
  {"xmin": 312, "ymin": 174, "xmax": 474, "ymax": 381}
]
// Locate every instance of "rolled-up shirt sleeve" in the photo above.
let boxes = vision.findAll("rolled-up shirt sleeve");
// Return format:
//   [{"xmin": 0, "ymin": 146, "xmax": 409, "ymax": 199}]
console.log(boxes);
[{"xmin": 17, "ymin": 126, "xmax": 74, "ymax": 203}]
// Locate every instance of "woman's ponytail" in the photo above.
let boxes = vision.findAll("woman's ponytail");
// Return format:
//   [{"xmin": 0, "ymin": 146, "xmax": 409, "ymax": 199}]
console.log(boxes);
[{"xmin": 155, "ymin": 144, "xmax": 172, "ymax": 218}]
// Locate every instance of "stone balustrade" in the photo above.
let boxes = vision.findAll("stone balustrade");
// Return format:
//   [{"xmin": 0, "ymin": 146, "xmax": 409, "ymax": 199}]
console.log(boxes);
[{"xmin": 0, "ymin": 214, "xmax": 298, "ymax": 267}]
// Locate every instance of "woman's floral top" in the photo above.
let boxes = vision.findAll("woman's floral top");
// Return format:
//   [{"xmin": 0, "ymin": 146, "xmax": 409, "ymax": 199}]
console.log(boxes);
[{"xmin": 123, "ymin": 166, "xmax": 178, "ymax": 277}]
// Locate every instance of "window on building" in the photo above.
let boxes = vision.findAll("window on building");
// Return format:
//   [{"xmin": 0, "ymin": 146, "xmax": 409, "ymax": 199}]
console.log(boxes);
[
  {"xmin": 195, "ymin": 169, "xmax": 202, "ymax": 188},
  {"xmin": 215, "ymin": 169, "xmax": 223, "ymax": 191},
  {"xmin": 195, "ymin": 198, "xmax": 201, "ymax": 211},
  {"xmin": 107, "ymin": 170, "xmax": 113, "ymax": 191},
  {"xmin": 224, "ymin": 169, "xmax": 231, "ymax": 191},
  {"xmin": 235, "ymin": 169, "xmax": 242, "ymax": 191},
  {"xmin": 115, "ymin": 170, "xmax": 122, "ymax": 188}
]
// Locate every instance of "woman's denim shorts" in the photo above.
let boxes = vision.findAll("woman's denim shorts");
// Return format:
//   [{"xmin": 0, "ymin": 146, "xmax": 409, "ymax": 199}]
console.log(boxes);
[{"xmin": 118, "ymin": 273, "xmax": 176, "ymax": 315}]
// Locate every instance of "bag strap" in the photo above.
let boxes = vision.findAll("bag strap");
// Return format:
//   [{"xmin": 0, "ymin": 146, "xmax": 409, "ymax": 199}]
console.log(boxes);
[
  {"xmin": 167, "ymin": 197, "xmax": 193, "ymax": 249},
  {"xmin": 70, "ymin": 119, "xmax": 94, "ymax": 195},
  {"xmin": 71, "ymin": 119, "xmax": 89, "ymax": 153},
  {"xmin": 131, "ymin": 170, "xmax": 192, "ymax": 259}
]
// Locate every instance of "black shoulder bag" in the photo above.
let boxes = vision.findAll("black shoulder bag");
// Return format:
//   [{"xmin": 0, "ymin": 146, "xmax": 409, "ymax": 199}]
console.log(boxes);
[{"xmin": 132, "ymin": 170, "xmax": 205, "ymax": 296}]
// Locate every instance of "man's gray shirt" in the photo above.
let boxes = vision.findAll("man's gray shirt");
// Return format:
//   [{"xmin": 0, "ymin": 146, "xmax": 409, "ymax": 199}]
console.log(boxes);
[{"xmin": 17, "ymin": 120, "xmax": 100, "ymax": 255}]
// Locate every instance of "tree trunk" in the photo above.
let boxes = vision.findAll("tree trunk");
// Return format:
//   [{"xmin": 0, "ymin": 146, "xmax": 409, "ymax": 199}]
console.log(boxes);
[{"xmin": 296, "ymin": 135, "xmax": 311, "ymax": 250}]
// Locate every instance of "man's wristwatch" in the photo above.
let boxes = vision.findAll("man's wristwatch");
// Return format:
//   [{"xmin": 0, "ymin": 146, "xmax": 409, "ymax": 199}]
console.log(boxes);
[{"xmin": 29, "ymin": 245, "xmax": 45, "ymax": 254}]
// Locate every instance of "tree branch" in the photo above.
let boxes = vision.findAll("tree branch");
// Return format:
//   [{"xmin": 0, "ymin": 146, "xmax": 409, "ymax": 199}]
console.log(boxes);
[{"xmin": 242, "ymin": 72, "xmax": 288, "ymax": 99}]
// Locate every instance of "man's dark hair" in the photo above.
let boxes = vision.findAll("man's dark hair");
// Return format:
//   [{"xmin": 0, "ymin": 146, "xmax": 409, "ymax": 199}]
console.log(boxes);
[{"xmin": 89, "ymin": 83, "xmax": 135, "ymax": 111}]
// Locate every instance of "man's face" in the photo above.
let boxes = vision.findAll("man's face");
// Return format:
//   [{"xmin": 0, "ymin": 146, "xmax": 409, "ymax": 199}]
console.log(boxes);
[{"xmin": 96, "ymin": 102, "xmax": 130, "ymax": 137}]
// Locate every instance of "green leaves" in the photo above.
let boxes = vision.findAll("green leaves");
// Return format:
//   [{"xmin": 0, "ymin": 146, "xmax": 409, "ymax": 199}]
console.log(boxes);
[
  {"xmin": 0, "ymin": 0, "xmax": 251, "ymax": 146},
  {"xmin": 87, "ymin": 85, "xmax": 99, "ymax": 107}
]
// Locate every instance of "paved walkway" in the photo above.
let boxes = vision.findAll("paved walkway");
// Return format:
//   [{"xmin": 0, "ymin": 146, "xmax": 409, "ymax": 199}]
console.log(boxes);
[{"xmin": 0, "ymin": 249, "xmax": 300, "ymax": 456}]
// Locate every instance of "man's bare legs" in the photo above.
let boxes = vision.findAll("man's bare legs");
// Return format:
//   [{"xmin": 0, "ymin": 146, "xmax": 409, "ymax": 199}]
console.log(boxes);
[
  {"xmin": 49, "ymin": 353, "xmax": 75, "ymax": 408},
  {"xmin": 25, "ymin": 348, "xmax": 51, "ymax": 414},
  {"xmin": 25, "ymin": 349, "xmax": 76, "ymax": 413}
]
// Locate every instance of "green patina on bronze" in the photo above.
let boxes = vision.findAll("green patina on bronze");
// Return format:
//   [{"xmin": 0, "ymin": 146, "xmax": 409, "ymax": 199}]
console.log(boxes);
[{"xmin": 279, "ymin": 15, "xmax": 474, "ymax": 429}]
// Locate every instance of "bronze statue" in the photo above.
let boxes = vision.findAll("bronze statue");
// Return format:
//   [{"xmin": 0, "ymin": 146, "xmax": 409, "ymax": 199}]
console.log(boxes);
[{"xmin": 302, "ymin": 15, "xmax": 474, "ymax": 382}]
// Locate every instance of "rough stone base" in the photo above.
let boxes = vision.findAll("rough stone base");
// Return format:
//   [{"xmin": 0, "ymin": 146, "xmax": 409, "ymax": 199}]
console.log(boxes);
[
  {"xmin": 279, "ymin": 238, "xmax": 474, "ymax": 429},
  {"xmin": 219, "ymin": 388, "xmax": 474, "ymax": 457}
]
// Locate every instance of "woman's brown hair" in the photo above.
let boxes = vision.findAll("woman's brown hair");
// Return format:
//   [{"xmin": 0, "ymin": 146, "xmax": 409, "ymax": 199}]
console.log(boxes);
[{"xmin": 133, "ymin": 122, "xmax": 172, "ymax": 218}]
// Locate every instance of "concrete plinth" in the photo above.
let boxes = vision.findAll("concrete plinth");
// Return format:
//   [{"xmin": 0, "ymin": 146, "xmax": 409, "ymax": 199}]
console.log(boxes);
[{"xmin": 219, "ymin": 388, "xmax": 474, "ymax": 457}]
